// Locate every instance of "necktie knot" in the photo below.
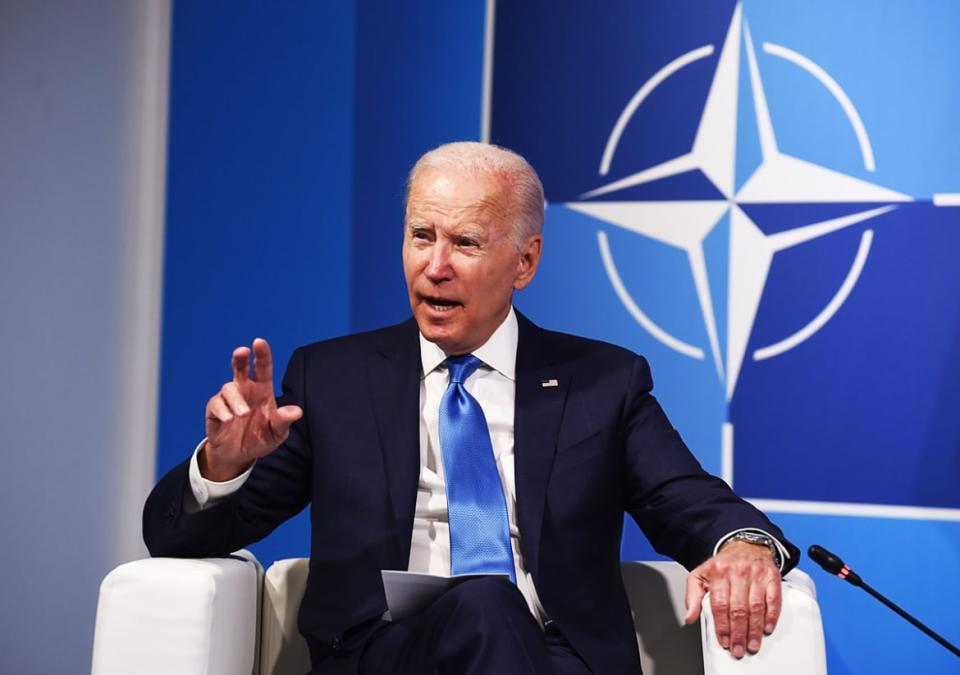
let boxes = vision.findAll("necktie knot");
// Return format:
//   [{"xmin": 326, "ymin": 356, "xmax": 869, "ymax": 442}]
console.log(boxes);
[{"xmin": 445, "ymin": 354, "xmax": 482, "ymax": 385}]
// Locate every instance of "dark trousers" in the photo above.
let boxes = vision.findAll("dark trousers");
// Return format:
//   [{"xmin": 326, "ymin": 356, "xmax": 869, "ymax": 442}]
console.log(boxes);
[{"xmin": 358, "ymin": 577, "xmax": 590, "ymax": 675}]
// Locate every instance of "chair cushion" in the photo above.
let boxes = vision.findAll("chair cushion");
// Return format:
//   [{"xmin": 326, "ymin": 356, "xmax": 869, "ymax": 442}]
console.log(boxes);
[{"xmin": 259, "ymin": 558, "xmax": 312, "ymax": 675}]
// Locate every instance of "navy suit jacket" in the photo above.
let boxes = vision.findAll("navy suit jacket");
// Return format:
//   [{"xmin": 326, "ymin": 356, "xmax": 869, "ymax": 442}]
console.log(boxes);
[{"xmin": 144, "ymin": 313, "xmax": 798, "ymax": 675}]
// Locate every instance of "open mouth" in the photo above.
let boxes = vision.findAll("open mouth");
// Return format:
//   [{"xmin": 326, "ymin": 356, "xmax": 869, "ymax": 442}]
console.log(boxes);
[{"xmin": 421, "ymin": 295, "xmax": 462, "ymax": 313}]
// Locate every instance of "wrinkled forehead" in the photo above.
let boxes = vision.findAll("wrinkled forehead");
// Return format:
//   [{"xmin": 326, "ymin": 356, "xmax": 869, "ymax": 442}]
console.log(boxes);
[{"xmin": 405, "ymin": 167, "xmax": 516, "ymax": 226}]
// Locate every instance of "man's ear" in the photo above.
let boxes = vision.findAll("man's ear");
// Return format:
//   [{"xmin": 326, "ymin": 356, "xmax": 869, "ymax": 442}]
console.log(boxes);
[{"xmin": 514, "ymin": 235, "xmax": 543, "ymax": 290}]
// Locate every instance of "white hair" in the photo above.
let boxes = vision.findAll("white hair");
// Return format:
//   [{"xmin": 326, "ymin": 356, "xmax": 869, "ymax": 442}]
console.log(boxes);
[{"xmin": 406, "ymin": 141, "xmax": 545, "ymax": 246}]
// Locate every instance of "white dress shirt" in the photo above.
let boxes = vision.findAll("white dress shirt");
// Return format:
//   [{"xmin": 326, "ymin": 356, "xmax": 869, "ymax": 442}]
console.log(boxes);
[{"xmin": 411, "ymin": 308, "xmax": 545, "ymax": 620}]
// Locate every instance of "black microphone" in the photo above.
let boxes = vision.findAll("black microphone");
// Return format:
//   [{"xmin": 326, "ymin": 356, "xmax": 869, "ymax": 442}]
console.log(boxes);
[
  {"xmin": 808, "ymin": 544, "xmax": 862, "ymax": 586},
  {"xmin": 808, "ymin": 544, "xmax": 960, "ymax": 658}
]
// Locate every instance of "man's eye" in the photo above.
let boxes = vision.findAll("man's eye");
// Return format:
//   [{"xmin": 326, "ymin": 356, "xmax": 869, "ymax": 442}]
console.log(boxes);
[
  {"xmin": 457, "ymin": 237, "xmax": 478, "ymax": 247},
  {"xmin": 411, "ymin": 230, "xmax": 430, "ymax": 240}
]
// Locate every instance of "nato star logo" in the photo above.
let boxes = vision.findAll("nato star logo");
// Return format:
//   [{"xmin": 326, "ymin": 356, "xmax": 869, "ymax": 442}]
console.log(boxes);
[
  {"xmin": 558, "ymin": 4, "xmax": 959, "ymax": 491},
  {"xmin": 566, "ymin": 3, "xmax": 911, "ymax": 401}
]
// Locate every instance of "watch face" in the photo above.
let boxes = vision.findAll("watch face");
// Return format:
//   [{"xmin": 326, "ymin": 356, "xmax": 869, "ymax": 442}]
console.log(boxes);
[{"xmin": 738, "ymin": 533, "xmax": 770, "ymax": 545}]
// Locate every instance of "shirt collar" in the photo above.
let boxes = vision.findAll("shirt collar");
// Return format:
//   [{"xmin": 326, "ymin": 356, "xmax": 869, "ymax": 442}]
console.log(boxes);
[{"xmin": 419, "ymin": 307, "xmax": 518, "ymax": 381}]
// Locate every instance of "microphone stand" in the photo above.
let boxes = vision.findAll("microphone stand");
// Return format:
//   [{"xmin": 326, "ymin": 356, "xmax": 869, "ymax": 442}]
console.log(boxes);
[
  {"xmin": 857, "ymin": 577, "xmax": 960, "ymax": 658},
  {"xmin": 808, "ymin": 545, "xmax": 960, "ymax": 658}
]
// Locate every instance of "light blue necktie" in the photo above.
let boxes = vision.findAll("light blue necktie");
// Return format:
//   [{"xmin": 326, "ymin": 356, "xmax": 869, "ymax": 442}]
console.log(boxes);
[{"xmin": 439, "ymin": 355, "xmax": 516, "ymax": 582}]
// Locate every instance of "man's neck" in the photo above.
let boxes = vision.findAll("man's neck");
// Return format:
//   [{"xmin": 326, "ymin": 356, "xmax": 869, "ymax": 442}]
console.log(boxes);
[{"xmin": 419, "ymin": 307, "xmax": 518, "ymax": 380}]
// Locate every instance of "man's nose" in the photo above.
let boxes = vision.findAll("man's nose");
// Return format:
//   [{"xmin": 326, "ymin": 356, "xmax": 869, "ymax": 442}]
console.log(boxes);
[{"xmin": 425, "ymin": 244, "xmax": 453, "ymax": 280}]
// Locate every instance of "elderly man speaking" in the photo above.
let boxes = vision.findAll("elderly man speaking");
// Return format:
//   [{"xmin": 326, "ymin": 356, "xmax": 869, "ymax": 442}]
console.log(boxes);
[{"xmin": 144, "ymin": 142, "xmax": 798, "ymax": 675}]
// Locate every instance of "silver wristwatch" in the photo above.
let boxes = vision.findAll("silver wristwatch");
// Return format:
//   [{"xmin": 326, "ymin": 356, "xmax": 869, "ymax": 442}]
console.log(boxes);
[{"xmin": 725, "ymin": 531, "xmax": 783, "ymax": 569}]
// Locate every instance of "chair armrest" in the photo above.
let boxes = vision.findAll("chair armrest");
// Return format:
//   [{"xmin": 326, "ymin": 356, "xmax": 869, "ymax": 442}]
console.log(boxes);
[
  {"xmin": 700, "ymin": 568, "xmax": 827, "ymax": 675},
  {"xmin": 92, "ymin": 551, "xmax": 262, "ymax": 675}
]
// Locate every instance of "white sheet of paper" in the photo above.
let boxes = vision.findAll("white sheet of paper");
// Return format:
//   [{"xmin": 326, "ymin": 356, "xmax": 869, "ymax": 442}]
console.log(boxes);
[{"xmin": 381, "ymin": 570, "xmax": 510, "ymax": 621}]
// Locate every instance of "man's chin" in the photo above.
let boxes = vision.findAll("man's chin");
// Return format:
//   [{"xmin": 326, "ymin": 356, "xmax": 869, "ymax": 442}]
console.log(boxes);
[
  {"xmin": 415, "ymin": 315, "xmax": 456, "ymax": 345},
  {"xmin": 415, "ymin": 317, "xmax": 462, "ymax": 351}
]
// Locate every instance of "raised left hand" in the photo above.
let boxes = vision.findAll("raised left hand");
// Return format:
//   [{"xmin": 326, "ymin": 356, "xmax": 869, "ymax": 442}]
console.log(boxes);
[{"xmin": 684, "ymin": 540, "xmax": 782, "ymax": 658}]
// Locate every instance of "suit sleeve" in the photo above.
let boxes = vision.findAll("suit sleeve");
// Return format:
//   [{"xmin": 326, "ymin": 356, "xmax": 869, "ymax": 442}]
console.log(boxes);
[
  {"xmin": 143, "ymin": 347, "xmax": 313, "ymax": 558},
  {"xmin": 620, "ymin": 355, "xmax": 799, "ymax": 572}
]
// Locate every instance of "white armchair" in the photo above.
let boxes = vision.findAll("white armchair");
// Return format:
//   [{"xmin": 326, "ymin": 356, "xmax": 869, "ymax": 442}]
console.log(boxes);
[{"xmin": 92, "ymin": 554, "xmax": 826, "ymax": 675}]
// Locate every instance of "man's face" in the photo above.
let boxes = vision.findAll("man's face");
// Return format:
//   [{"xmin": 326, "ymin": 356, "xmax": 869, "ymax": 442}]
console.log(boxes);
[{"xmin": 403, "ymin": 166, "xmax": 542, "ymax": 355}]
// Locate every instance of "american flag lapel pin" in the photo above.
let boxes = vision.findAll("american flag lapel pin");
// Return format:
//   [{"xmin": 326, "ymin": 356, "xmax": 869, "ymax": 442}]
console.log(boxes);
[{"xmin": 541, "ymin": 378, "xmax": 559, "ymax": 388}]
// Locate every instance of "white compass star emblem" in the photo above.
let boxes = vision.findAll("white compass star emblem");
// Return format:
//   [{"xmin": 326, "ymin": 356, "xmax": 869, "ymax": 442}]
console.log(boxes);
[{"xmin": 564, "ymin": 3, "xmax": 911, "ymax": 402}]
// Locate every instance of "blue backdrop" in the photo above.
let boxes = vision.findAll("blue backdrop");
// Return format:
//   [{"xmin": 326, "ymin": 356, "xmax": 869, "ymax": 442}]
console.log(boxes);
[
  {"xmin": 158, "ymin": 1, "xmax": 358, "ymax": 567},
  {"xmin": 158, "ymin": 2, "xmax": 960, "ymax": 673},
  {"xmin": 493, "ymin": 2, "xmax": 960, "ymax": 672},
  {"xmin": 158, "ymin": 0, "xmax": 487, "ymax": 582}
]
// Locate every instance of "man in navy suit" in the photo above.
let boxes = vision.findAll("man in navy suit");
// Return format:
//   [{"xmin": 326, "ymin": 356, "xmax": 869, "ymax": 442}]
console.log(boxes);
[{"xmin": 144, "ymin": 142, "xmax": 798, "ymax": 674}]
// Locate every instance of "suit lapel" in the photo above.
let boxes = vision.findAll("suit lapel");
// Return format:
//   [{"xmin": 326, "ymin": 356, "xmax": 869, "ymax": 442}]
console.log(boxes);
[
  {"xmin": 514, "ymin": 312, "xmax": 572, "ymax": 578},
  {"xmin": 366, "ymin": 319, "xmax": 422, "ymax": 565}
]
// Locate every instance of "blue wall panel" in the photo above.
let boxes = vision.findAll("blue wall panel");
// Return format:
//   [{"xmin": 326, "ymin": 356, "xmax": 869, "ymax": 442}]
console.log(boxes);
[
  {"xmin": 159, "ymin": 1, "xmax": 356, "ymax": 565},
  {"xmin": 492, "ymin": 2, "xmax": 960, "ymax": 672},
  {"xmin": 350, "ymin": 0, "xmax": 486, "ymax": 332},
  {"xmin": 160, "ymin": 1, "xmax": 485, "ymax": 565}
]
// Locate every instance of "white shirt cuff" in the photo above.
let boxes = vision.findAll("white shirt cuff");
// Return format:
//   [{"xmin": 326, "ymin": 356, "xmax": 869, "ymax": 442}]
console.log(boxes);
[
  {"xmin": 714, "ymin": 528, "xmax": 790, "ymax": 573},
  {"xmin": 183, "ymin": 438, "xmax": 254, "ymax": 513}
]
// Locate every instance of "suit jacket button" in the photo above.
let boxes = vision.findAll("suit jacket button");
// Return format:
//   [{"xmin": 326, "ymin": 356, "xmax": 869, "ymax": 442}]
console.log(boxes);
[{"xmin": 331, "ymin": 637, "xmax": 343, "ymax": 651}]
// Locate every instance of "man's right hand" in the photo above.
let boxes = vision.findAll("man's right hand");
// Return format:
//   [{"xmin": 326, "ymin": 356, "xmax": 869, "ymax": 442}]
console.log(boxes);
[{"xmin": 201, "ymin": 338, "xmax": 303, "ymax": 482}]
